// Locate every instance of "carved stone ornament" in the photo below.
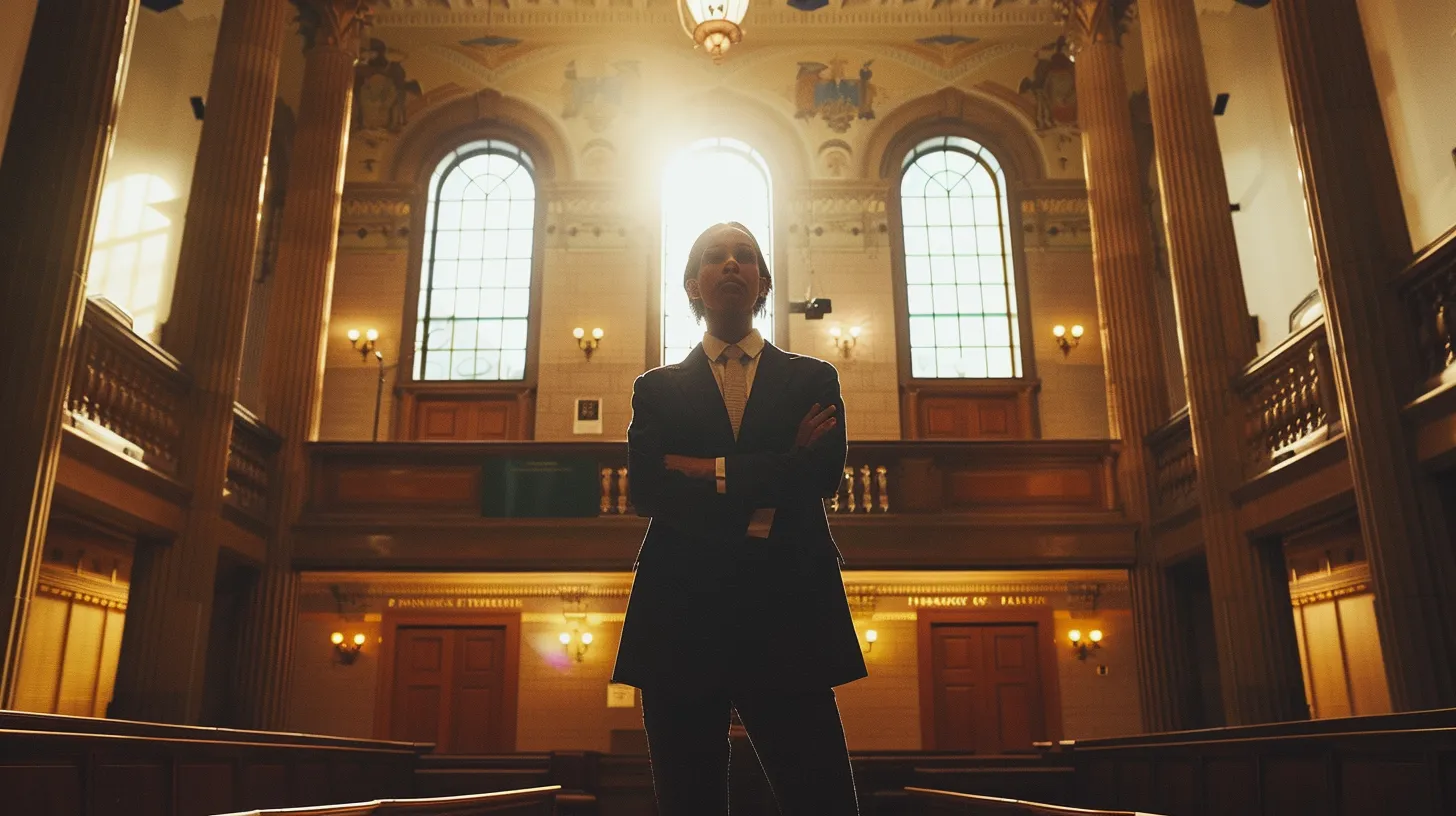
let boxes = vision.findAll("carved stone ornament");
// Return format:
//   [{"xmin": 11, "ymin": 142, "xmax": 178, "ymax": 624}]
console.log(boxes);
[
  {"xmin": 1054, "ymin": 0, "xmax": 1137, "ymax": 49},
  {"xmin": 293, "ymin": 0, "xmax": 372, "ymax": 53}
]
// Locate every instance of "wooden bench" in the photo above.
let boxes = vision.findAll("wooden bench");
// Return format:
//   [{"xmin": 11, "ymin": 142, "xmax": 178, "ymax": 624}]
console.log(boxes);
[
  {"xmin": 212, "ymin": 786, "xmax": 561, "ymax": 815},
  {"xmin": 907, "ymin": 787, "xmax": 1164, "ymax": 816}
]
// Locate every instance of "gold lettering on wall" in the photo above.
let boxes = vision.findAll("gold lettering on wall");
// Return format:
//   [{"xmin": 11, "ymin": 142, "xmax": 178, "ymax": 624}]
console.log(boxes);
[
  {"xmin": 908, "ymin": 595, "xmax": 1048, "ymax": 608},
  {"xmin": 386, "ymin": 597, "xmax": 523, "ymax": 610}
]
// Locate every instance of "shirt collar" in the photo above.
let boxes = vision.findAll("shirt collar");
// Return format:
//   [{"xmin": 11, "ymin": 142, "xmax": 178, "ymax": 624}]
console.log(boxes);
[{"xmin": 703, "ymin": 328, "xmax": 765, "ymax": 361}]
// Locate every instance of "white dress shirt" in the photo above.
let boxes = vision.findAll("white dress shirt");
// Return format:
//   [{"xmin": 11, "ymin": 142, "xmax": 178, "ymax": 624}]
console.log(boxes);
[{"xmin": 700, "ymin": 329, "xmax": 775, "ymax": 537}]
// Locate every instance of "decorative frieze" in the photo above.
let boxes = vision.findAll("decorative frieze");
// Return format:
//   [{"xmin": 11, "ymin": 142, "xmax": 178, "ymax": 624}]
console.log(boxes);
[
  {"xmin": 787, "ymin": 185, "xmax": 890, "ymax": 252},
  {"xmin": 338, "ymin": 183, "xmax": 413, "ymax": 252},
  {"xmin": 36, "ymin": 566, "xmax": 129, "ymax": 612},
  {"xmin": 543, "ymin": 185, "xmax": 640, "ymax": 251},
  {"xmin": 1019, "ymin": 193, "xmax": 1092, "ymax": 250}
]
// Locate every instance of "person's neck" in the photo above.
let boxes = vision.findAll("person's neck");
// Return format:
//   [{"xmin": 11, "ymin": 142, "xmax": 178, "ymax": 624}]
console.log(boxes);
[{"xmin": 706, "ymin": 314, "xmax": 753, "ymax": 345}]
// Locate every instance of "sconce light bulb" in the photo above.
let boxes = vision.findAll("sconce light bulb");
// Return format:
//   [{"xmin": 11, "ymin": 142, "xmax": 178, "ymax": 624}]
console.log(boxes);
[
  {"xmin": 1068, "ymin": 629, "xmax": 1082, "ymax": 644},
  {"xmin": 331, "ymin": 631, "xmax": 345, "ymax": 645},
  {"xmin": 592, "ymin": 327, "xmax": 604, "ymax": 340},
  {"xmin": 850, "ymin": 326, "xmax": 862, "ymax": 338},
  {"xmin": 581, "ymin": 632, "xmax": 594, "ymax": 645},
  {"xmin": 353, "ymin": 633, "xmax": 367, "ymax": 646},
  {"xmin": 573, "ymin": 327, "xmax": 585, "ymax": 340},
  {"xmin": 1071, "ymin": 324, "xmax": 1085, "ymax": 339},
  {"xmin": 1053, "ymin": 324, "xmax": 1067, "ymax": 339},
  {"xmin": 558, "ymin": 632, "xmax": 572, "ymax": 645},
  {"xmin": 830, "ymin": 326, "xmax": 842, "ymax": 338},
  {"xmin": 1089, "ymin": 629, "xmax": 1103, "ymax": 643},
  {"xmin": 347, "ymin": 329, "xmax": 360, "ymax": 343},
  {"xmin": 865, "ymin": 629, "xmax": 878, "ymax": 644},
  {"xmin": 366, "ymin": 329, "xmax": 379, "ymax": 342}
]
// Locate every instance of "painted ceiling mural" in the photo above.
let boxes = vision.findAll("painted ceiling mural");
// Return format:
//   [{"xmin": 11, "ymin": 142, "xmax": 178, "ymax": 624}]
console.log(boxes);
[{"xmin": 344, "ymin": 0, "xmax": 1097, "ymax": 184}]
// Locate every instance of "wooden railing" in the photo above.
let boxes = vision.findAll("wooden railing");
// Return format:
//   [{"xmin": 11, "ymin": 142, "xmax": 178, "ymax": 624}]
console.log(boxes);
[
  {"xmin": 65, "ymin": 298, "xmax": 282, "ymax": 525},
  {"xmin": 67, "ymin": 299, "xmax": 189, "ymax": 476},
  {"xmin": 1401, "ymin": 223, "xmax": 1456, "ymax": 386},
  {"xmin": 1146, "ymin": 409, "xmax": 1195, "ymax": 519},
  {"xmin": 213, "ymin": 787, "xmax": 561, "ymax": 816},
  {"xmin": 907, "ymin": 787, "xmax": 1160, "ymax": 816},
  {"xmin": 306, "ymin": 439, "xmax": 1121, "ymax": 521},
  {"xmin": 227, "ymin": 405, "xmax": 282, "ymax": 525},
  {"xmin": 1235, "ymin": 320, "xmax": 1339, "ymax": 474}
]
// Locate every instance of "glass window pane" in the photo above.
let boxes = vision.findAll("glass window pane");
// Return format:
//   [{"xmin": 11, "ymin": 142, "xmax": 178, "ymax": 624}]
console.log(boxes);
[
  {"xmin": 899, "ymin": 143, "xmax": 1018, "ymax": 380},
  {"xmin": 416, "ymin": 143, "xmax": 536, "ymax": 380}
]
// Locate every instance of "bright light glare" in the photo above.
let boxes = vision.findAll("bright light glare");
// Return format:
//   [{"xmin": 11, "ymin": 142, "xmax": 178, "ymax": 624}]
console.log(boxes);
[
  {"xmin": 661, "ymin": 138, "xmax": 773, "ymax": 366},
  {"xmin": 88, "ymin": 173, "xmax": 178, "ymax": 339}
]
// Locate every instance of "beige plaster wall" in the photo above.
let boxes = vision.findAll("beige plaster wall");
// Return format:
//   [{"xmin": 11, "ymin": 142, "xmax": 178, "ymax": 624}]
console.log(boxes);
[
  {"xmin": 1355, "ymin": 0, "xmax": 1456, "ymax": 251},
  {"xmin": 1197, "ymin": 6, "xmax": 1321, "ymax": 356},
  {"xmin": 285, "ymin": 572, "xmax": 1141, "ymax": 751}
]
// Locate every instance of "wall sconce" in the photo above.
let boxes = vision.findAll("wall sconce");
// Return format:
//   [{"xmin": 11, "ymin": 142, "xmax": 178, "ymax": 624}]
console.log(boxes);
[
  {"xmin": 346, "ymin": 328, "xmax": 387, "ymax": 442},
  {"xmin": 573, "ymin": 327, "xmax": 604, "ymax": 361},
  {"xmin": 862, "ymin": 628, "xmax": 878, "ymax": 653},
  {"xmin": 1068, "ymin": 628, "xmax": 1103, "ymax": 661},
  {"xmin": 330, "ymin": 631, "xmax": 367, "ymax": 665},
  {"xmin": 829, "ymin": 326, "xmax": 861, "ymax": 359},
  {"xmin": 1052, "ymin": 324, "xmax": 1084, "ymax": 356},
  {"xmin": 559, "ymin": 629, "xmax": 593, "ymax": 662}
]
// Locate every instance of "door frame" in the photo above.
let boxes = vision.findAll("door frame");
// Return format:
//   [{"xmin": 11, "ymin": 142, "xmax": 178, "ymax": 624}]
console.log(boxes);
[
  {"xmin": 916, "ymin": 607, "xmax": 1063, "ymax": 750},
  {"xmin": 373, "ymin": 610, "xmax": 522, "ymax": 751}
]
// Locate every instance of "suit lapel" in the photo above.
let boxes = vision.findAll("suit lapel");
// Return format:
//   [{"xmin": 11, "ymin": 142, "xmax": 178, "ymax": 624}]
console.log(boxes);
[
  {"xmin": 737, "ymin": 342, "xmax": 787, "ymax": 448},
  {"xmin": 673, "ymin": 344, "xmax": 737, "ymax": 449}
]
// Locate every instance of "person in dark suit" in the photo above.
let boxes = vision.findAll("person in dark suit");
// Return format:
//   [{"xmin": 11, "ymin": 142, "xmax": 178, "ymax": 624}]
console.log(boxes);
[{"xmin": 612, "ymin": 221, "xmax": 867, "ymax": 815}]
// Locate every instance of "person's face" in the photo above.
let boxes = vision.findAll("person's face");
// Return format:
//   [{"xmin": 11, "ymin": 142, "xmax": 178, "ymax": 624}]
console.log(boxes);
[{"xmin": 686, "ymin": 225, "xmax": 764, "ymax": 319}]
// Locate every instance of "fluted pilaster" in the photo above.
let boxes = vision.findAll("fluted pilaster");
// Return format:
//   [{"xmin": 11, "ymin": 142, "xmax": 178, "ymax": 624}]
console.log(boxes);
[
  {"xmin": 1141, "ymin": 0, "xmax": 1306, "ymax": 725},
  {"xmin": 110, "ymin": 0, "xmax": 289, "ymax": 724},
  {"xmin": 1064, "ymin": 0, "xmax": 1199, "ymax": 732},
  {"xmin": 234, "ymin": 0, "xmax": 368, "ymax": 730},
  {"xmin": 0, "ymin": 0, "xmax": 137, "ymax": 704},
  {"xmin": 1271, "ymin": 0, "xmax": 1456, "ymax": 710}
]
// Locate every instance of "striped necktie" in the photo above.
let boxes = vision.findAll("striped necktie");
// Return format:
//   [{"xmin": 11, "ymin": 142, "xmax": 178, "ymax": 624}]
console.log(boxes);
[{"xmin": 720, "ymin": 344, "xmax": 747, "ymax": 439}]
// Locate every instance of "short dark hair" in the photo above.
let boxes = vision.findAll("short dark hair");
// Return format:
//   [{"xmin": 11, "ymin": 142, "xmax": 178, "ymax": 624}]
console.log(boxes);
[{"xmin": 683, "ymin": 221, "xmax": 772, "ymax": 322}]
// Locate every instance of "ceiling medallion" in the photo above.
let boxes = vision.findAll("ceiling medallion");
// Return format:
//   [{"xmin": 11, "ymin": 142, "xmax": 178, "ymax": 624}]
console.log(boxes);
[{"xmin": 678, "ymin": 0, "xmax": 750, "ymax": 63}]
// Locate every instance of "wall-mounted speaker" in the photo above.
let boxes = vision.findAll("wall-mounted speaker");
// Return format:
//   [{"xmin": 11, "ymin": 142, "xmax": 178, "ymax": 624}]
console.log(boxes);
[{"xmin": 141, "ymin": 0, "xmax": 183, "ymax": 11}]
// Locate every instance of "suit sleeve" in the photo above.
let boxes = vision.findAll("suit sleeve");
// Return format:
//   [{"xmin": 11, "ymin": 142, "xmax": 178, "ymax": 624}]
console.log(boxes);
[
  {"xmin": 627, "ymin": 374, "xmax": 744, "ymax": 541},
  {"xmin": 722, "ymin": 361, "xmax": 846, "ymax": 506}
]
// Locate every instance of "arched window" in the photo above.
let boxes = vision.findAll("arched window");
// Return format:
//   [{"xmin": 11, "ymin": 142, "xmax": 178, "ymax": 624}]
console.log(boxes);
[
  {"xmin": 413, "ymin": 140, "xmax": 536, "ymax": 381},
  {"xmin": 900, "ymin": 136, "xmax": 1022, "ymax": 379},
  {"xmin": 660, "ymin": 137, "xmax": 774, "ymax": 366}
]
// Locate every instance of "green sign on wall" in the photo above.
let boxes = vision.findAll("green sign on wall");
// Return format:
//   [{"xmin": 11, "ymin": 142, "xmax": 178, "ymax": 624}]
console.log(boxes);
[{"xmin": 480, "ymin": 457, "xmax": 601, "ymax": 518}]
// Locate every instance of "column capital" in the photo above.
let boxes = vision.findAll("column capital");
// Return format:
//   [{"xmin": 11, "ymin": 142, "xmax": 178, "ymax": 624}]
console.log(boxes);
[
  {"xmin": 292, "ymin": 0, "xmax": 371, "ymax": 54},
  {"xmin": 1056, "ymin": 0, "xmax": 1137, "ymax": 49}
]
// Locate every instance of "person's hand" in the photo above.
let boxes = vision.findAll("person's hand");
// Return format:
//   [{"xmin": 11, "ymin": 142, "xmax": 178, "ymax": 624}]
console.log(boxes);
[
  {"xmin": 795, "ymin": 403, "xmax": 838, "ymax": 450},
  {"xmin": 663, "ymin": 454, "xmax": 715, "ymax": 480}
]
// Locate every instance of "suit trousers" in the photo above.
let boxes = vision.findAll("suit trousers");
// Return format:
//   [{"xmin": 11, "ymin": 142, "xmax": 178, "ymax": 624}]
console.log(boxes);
[{"xmin": 640, "ymin": 685, "xmax": 860, "ymax": 816}]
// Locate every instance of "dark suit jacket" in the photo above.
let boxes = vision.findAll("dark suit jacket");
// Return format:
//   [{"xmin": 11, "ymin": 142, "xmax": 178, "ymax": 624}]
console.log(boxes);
[{"xmin": 610, "ymin": 341, "xmax": 868, "ymax": 693}]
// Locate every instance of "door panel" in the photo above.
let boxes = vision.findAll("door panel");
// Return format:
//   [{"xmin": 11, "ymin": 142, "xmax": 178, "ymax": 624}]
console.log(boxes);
[
  {"xmin": 391, "ymin": 626, "xmax": 509, "ymax": 753},
  {"xmin": 930, "ymin": 623, "xmax": 1046, "ymax": 753}
]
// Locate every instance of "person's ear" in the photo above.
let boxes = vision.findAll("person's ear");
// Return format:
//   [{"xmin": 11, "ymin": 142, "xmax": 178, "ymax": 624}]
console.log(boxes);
[{"xmin": 685, "ymin": 278, "xmax": 702, "ymax": 300}]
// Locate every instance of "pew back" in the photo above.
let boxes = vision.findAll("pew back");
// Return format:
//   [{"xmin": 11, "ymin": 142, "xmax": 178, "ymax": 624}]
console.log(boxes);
[
  {"xmin": 213, "ymin": 786, "xmax": 561, "ymax": 816},
  {"xmin": 907, "ymin": 787, "xmax": 1163, "ymax": 816}
]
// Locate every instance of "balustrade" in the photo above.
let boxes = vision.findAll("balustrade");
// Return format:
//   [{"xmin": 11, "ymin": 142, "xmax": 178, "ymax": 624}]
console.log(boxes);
[
  {"xmin": 1236, "ymin": 321, "xmax": 1340, "ymax": 474},
  {"xmin": 1402, "ymin": 225, "xmax": 1456, "ymax": 387},
  {"xmin": 227, "ymin": 406, "xmax": 282, "ymax": 524},
  {"xmin": 1147, "ymin": 409, "xmax": 1196, "ymax": 519},
  {"xmin": 65, "ymin": 300, "xmax": 189, "ymax": 475}
]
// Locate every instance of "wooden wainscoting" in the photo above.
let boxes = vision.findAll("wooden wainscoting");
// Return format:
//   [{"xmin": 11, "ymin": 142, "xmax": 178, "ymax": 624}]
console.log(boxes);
[
  {"xmin": 375, "ymin": 611, "xmax": 521, "ymax": 754},
  {"xmin": 903, "ymin": 382, "xmax": 1041, "ymax": 440},
  {"xmin": 396, "ymin": 385, "xmax": 535, "ymax": 441},
  {"xmin": 917, "ymin": 608, "xmax": 1063, "ymax": 753}
]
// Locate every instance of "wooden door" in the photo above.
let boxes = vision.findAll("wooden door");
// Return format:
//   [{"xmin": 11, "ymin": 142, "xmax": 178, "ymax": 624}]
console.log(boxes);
[
  {"xmin": 391, "ymin": 627, "xmax": 509, "ymax": 753},
  {"xmin": 929, "ymin": 623, "xmax": 1045, "ymax": 753}
]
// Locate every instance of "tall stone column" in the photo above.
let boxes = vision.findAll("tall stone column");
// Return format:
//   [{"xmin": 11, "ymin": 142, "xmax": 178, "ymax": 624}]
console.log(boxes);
[
  {"xmin": 235, "ymin": 0, "xmax": 368, "ymax": 730},
  {"xmin": 109, "ymin": 0, "xmax": 289, "ymax": 723},
  {"xmin": 0, "ymin": 0, "xmax": 137, "ymax": 705},
  {"xmin": 1270, "ymin": 0, "xmax": 1456, "ymax": 710},
  {"xmin": 1063, "ymin": 0, "xmax": 1199, "ymax": 732},
  {"xmin": 1140, "ymin": 0, "xmax": 1307, "ymax": 724}
]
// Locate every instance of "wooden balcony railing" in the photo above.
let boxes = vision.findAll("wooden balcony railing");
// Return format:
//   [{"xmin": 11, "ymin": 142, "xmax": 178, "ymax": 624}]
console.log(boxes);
[
  {"xmin": 226, "ymin": 405, "xmax": 282, "ymax": 526},
  {"xmin": 1401, "ymin": 223, "xmax": 1456, "ymax": 386},
  {"xmin": 66, "ymin": 298, "xmax": 281, "ymax": 525},
  {"xmin": 1236, "ymin": 320, "xmax": 1340, "ymax": 475},
  {"xmin": 306, "ymin": 439, "xmax": 1122, "ymax": 521},
  {"xmin": 1146, "ymin": 408, "xmax": 1195, "ymax": 519},
  {"xmin": 66, "ymin": 299, "xmax": 189, "ymax": 476}
]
